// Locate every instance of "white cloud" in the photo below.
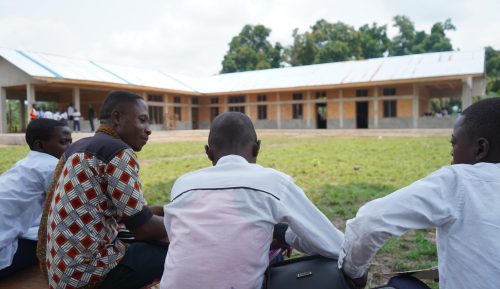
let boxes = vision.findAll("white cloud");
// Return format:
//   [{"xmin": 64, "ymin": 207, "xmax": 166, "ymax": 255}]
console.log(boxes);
[{"xmin": 0, "ymin": 0, "xmax": 499, "ymax": 77}]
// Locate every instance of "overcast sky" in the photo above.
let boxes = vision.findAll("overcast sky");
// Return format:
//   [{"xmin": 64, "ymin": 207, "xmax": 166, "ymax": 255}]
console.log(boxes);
[{"xmin": 0, "ymin": 0, "xmax": 498, "ymax": 77}]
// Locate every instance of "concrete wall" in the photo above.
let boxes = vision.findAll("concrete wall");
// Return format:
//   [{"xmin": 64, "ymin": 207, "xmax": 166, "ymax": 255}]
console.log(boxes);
[{"xmin": 418, "ymin": 116, "xmax": 457, "ymax": 128}]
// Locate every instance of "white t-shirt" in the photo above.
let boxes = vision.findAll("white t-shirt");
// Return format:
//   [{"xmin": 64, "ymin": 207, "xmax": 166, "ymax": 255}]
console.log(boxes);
[
  {"xmin": 161, "ymin": 155, "xmax": 344, "ymax": 289},
  {"xmin": 339, "ymin": 163, "xmax": 500, "ymax": 289},
  {"xmin": 0, "ymin": 151, "xmax": 58, "ymax": 269}
]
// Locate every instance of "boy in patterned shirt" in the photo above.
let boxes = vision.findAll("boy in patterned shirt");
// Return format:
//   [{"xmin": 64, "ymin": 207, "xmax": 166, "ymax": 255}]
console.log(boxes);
[{"xmin": 38, "ymin": 91, "xmax": 168, "ymax": 289}]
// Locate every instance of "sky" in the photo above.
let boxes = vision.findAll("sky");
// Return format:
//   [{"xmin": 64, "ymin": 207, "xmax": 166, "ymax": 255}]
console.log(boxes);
[{"xmin": 0, "ymin": 0, "xmax": 498, "ymax": 77}]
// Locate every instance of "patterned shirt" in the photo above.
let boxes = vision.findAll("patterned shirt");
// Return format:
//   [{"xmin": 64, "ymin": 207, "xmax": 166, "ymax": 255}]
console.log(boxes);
[{"xmin": 44, "ymin": 132, "xmax": 152, "ymax": 289}]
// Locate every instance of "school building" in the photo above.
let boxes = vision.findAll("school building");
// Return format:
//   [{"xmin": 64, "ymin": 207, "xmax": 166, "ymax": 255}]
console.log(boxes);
[{"xmin": 0, "ymin": 48, "xmax": 486, "ymax": 133}]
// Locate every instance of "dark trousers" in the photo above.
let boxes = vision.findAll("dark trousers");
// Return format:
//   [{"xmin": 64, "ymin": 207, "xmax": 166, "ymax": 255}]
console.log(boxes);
[
  {"xmin": 89, "ymin": 119, "xmax": 95, "ymax": 132},
  {"xmin": 73, "ymin": 120, "xmax": 80, "ymax": 132},
  {"xmin": 387, "ymin": 275, "xmax": 432, "ymax": 289},
  {"xmin": 0, "ymin": 239, "xmax": 38, "ymax": 280},
  {"xmin": 98, "ymin": 242, "xmax": 168, "ymax": 289}
]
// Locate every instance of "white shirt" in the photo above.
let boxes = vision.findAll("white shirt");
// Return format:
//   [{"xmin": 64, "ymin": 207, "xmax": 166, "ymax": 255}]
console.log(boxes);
[
  {"xmin": 0, "ymin": 151, "xmax": 58, "ymax": 270},
  {"xmin": 73, "ymin": 111, "xmax": 81, "ymax": 121},
  {"xmin": 339, "ymin": 163, "xmax": 500, "ymax": 289},
  {"xmin": 161, "ymin": 155, "xmax": 344, "ymax": 289},
  {"xmin": 44, "ymin": 111, "xmax": 54, "ymax": 119}
]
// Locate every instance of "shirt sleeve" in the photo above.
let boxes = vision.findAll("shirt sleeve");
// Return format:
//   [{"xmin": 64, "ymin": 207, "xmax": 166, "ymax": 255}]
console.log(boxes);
[
  {"xmin": 106, "ymin": 149, "xmax": 149, "ymax": 221},
  {"xmin": 338, "ymin": 166, "xmax": 461, "ymax": 278},
  {"xmin": 278, "ymin": 178, "xmax": 344, "ymax": 258}
]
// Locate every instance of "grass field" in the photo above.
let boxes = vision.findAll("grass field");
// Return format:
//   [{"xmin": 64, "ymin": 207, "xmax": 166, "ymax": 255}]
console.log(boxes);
[{"xmin": 0, "ymin": 135, "xmax": 450, "ymax": 287}]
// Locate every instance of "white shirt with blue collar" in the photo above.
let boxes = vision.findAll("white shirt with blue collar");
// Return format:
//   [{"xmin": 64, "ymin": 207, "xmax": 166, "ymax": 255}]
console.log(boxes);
[
  {"xmin": 161, "ymin": 155, "xmax": 344, "ymax": 289},
  {"xmin": 0, "ymin": 151, "xmax": 58, "ymax": 270}
]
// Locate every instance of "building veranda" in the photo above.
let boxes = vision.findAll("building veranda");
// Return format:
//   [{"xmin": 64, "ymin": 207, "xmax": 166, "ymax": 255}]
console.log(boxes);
[{"xmin": 0, "ymin": 48, "xmax": 486, "ymax": 133}]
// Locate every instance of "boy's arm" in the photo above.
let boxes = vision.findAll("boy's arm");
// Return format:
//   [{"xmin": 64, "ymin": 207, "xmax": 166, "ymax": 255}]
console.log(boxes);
[
  {"xmin": 339, "ymin": 167, "xmax": 459, "ymax": 280},
  {"xmin": 277, "ymin": 180, "xmax": 344, "ymax": 258}
]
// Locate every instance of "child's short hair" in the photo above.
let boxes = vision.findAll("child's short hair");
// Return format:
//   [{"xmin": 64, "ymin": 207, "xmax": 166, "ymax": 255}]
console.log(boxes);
[
  {"xmin": 25, "ymin": 119, "xmax": 66, "ymax": 149},
  {"xmin": 462, "ymin": 97, "xmax": 500, "ymax": 148}
]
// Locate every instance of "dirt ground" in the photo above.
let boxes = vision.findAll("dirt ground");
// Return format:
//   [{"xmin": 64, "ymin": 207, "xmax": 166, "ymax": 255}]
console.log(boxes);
[{"xmin": 0, "ymin": 128, "xmax": 452, "ymax": 146}]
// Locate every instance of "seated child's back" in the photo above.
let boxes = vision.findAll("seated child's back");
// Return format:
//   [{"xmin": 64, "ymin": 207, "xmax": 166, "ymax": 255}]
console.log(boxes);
[{"xmin": 160, "ymin": 112, "xmax": 344, "ymax": 289}]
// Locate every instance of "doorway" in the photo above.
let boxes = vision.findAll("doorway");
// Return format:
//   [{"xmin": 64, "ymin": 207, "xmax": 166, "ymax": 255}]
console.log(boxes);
[
  {"xmin": 191, "ymin": 107, "xmax": 199, "ymax": 129},
  {"xmin": 316, "ymin": 103, "xmax": 327, "ymax": 129},
  {"xmin": 356, "ymin": 101, "xmax": 368, "ymax": 129}
]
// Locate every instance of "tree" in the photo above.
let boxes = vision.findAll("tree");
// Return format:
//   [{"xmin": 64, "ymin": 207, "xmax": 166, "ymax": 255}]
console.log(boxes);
[
  {"xmin": 358, "ymin": 23, "xmax": 390, "ymax": 59},
  {"xmin": 221, "ymin": 24, "xmax": 284, "ymax": 73},
  {"xmin": 485, "ymin": 46, "xmax": 500, "ymax": 94},
  {"xmin": 389, "ymin": 16, "xmax": 455, "ymax": 56}
]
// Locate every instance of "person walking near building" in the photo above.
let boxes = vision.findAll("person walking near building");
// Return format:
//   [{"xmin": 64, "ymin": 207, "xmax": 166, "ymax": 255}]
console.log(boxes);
[
  {"xmin": 72, "ymin": 108, "xmax": 81, "ymax": 132},
  {"xmin": 88, "ymin": 105, "xmax": 95, "ymax": 132}
]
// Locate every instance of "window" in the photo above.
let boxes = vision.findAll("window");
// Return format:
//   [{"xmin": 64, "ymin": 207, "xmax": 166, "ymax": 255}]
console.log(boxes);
[
  {"xmin": 148, "ymin": 106, "xmax": 164, "ymax": 124},
  {"xmin": 292, "ymin": 93, "xmax": 303, "ymax": 119},
  {"xmin": 174, "ymin": 107, "xmax": 182, "ymax": 120},
  {"xmin": 192, "ymin": 97, "xmax": 199, "ymax": 105},
  {"xmin": 228, "ymin": 95, "xmax": 245, "ymax": 103},
  {"xmin": 257, "ymin": 94, "xmax": 267, "ymax": 102},
  {"xmin": 210, "ymin": 107, "xmax": 219, "ymax": 121},
  {"xmin": 383, "ymin": 88, "xmax": 397, "ymax": 96},
  {"xmin": 257, "ymin": 105, "xmax": 267, "ymax": 120},
  {"xmin": 229, "ymin": 106, "xmax": 245, "ymax": 113},
  {"xmin": 211, "ymin": 97, "xmax": 219, "ymax": 104},
  {"xmin": 174, "ymin": 96, "xmax": 181, "ymax": 104},
  {"xmin": 315, "ymin": 91, "xmax": 327, "ymax": 99},
  {"xmin": 356, "ymin": 89, "xmax": 368, "ymax": 97},
  {"xmin": 147, "ymin": 94, "xmax": 163, "ymax": 102},
  {"xmin": 383, "ymin": 100, "xmax": 397, "ymax": 118}
]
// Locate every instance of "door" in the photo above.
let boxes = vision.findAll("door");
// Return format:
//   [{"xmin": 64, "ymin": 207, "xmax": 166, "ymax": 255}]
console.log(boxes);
[
  {"xmin": 191, "ymin": 107, "xmax": 199, "ymax": 129},
  {"xmin": 356, "ymin": 101, "xmax": 368, "ymax": 129},
  {"xmin": 316, "ymin": 103, "xmax": 327, "ymax": 129}
]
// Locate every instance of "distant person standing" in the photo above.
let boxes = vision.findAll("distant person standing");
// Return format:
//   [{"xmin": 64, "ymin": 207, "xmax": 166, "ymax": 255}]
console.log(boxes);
[
  {"xmin": 29, "ymin": 105, "xmax": 38, "ymax": 121},
  {"xmin": 43, "ymin": 110, "xmax": 53, "ymax": 120},
  {"xmin": 88, "ymin": 105, "xmax": 95, "ymax": 132},
  {"xmin": 67, "ymin": 103, "xmax": 74, "ymax": 121},
  {"xmin": 60, "ymin": 111, "xmax": 68, "ymax": 126},
  {"xmin": 72, "ymin": 108, "xmax": 81, "ymax": 132}
]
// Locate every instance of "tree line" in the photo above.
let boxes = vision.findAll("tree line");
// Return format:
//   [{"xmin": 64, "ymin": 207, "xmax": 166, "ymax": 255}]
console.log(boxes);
[{"xmin": 220, "ymin": 15, "xmax": 500, "ymax": 95}]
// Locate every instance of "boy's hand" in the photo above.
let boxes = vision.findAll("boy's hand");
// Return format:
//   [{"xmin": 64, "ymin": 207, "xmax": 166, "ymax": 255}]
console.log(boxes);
[{"xmin": 148, "ymin": 205, "xmax": 164, "ymax": 216}]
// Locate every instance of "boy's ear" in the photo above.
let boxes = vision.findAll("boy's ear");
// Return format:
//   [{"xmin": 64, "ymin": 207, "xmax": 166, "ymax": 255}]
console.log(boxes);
[
  {"xmin": 252, "ymin": 140, "xmax": 261, "ymax": 157},
  {"xmin": 475, "ymin": 137, "xmax": 490, "ymax": 162},
  {"xmin": 111, "ymin": 110, "xmax": 121, "ymax": 128},
  {"xmin": 32, "ymin": 139, "xmax": 44, "ymax": 152},
  {"xmin": 205, "ymin": 144, "xmax": 214, "ymax": 162}
]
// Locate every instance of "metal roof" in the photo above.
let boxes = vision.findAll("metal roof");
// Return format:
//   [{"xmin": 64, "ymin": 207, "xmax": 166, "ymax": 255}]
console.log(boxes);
[{"xmin": 0, "ymin": 48, "xmax": 485, "ymax": 94}]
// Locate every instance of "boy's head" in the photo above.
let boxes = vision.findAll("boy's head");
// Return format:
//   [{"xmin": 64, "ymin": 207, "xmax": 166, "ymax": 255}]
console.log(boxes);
[
  {"xmin": 451, "ymin": 97, "xmax": 500, "ymax": 164},
  {"xmin": 205, "ymin": 112, "xmax": 260, "ymax": 165},
  {"xmin": 25, "ymin": 119, "xmax": 72, "ymax": 159},
  {"xmin": 100, "ymin": 91, "xmax": 151, "ymax": 151}
]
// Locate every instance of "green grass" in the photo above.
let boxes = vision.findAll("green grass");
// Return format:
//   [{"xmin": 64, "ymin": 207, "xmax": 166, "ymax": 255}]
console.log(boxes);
[{"xmin": 0, "ymin": 135, "xmax": 449, "ymax": 287}]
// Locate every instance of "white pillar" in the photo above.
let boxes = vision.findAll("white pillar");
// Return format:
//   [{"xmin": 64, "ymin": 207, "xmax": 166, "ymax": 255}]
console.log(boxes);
[
  {"xmin": 306, "ymin": 91, "xmax": 312, "ymax": 128},
  {"xmin": 339, "ymin": 89, "xmax": 344, "ymax": 129},
  {"xmin": 276, "ymin": 92, "xmax": 281, "ymax": 129},
  {"xmin": 373, "ymin": 87, "xmax": 379, "ymax": 128},
  {"xmin": 73, "ymin": 87, "xmax": 81, "ymax": 112},
  {"xmin": 412, "ymin": 84, "xmax": 420, "ymax": 128},
  {"xmin": 245, "ymin": 95, "xmax": 251, "ymax": 116},
  {"xmin": 26, "ymin": 83, "xmax": 36, "ymax": 127},
  {"xmin": 462, "ymin": 77, "xmax": 473, "ymax": 110},
  {"xmin": 27, "ymin": 83, "xmax": 35, "ymax": 108},
  {"xmin": 223, "ymin": 96, "xmax": 228, "ymax": 112},
  {"xmin": 0, "ymin": 87, "xmax": 6, "ymax": 133}
]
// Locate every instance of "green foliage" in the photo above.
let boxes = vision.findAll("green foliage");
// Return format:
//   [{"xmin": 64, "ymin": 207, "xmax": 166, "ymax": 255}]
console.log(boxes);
[
  {"xmin": 486, "ymin": 46, "xmax": 500, "ymax": 94},
  {"xmin": 220, "ymin": 24, "xmax": 284, "ymax": 73},
  {"xmin": 225, "ymin": 16, "xmax": 457, "ymax": 70},
  {"xmin": 390, "ymin": 16, "xmax": 455, "ymax": 56}
]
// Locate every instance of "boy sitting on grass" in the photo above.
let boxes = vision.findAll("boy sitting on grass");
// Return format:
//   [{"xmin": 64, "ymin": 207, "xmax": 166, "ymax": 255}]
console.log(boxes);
[
  {"xmin": 160, "ymin": 111, "xmax": 344, "ymax": 289},
  {"xmin": 339, "ymin": 97, "xmax": 500, "ymax": 289},
  {"xmin": 0, "ymin": 118, "xmax": 71, "ymax": 278}
]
